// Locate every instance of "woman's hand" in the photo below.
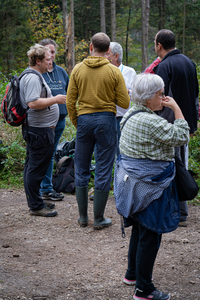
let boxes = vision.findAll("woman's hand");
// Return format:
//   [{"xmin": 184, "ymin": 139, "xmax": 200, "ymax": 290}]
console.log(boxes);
[
  {"xmin": 162, "ymin": 96, "xmax": 178, "ymax": 110},
  {"xmin": 162, "ymin": 96, "xmax": 185, "ymax": 120}
]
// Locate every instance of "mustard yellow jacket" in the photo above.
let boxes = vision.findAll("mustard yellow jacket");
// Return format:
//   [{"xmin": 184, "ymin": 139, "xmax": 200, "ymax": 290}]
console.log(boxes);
[{"xmin": 66, "ymin": 56, "xmax": 130, "ymax": 127}]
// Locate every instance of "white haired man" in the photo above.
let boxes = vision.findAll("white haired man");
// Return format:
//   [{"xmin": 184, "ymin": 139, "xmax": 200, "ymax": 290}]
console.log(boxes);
[{"xmin": 105, "ymin": 42, "xmax": 136, "ymax": 156}]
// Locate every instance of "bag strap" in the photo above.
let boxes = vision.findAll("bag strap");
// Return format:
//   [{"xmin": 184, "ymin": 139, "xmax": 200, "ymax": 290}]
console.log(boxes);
[
  {"xmin": 54, "ymin": 156, "xmax": 72, "ymax": 176},
  {"xmin": 121, "ymin": 110, "xmax": 144, "ymax": 130},
  {"xmin": 19, "ymin": 69, "xmax": 47, "ymax": 98},
  {"xmin": 19, "ymin": 69, "xmax": 44, "ymax": 84}
]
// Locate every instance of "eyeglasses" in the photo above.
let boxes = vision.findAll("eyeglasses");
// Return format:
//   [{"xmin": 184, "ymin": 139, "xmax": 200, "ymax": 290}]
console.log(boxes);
[{"xmin": 157, "ymin": 91, "xmax": 165, "ymax": 98}]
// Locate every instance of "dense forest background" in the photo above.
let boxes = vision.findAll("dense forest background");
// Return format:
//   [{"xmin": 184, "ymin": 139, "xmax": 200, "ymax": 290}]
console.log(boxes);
[{"xmin": 1, "ymin": 0, "xmax": 200, "ymax": 77}]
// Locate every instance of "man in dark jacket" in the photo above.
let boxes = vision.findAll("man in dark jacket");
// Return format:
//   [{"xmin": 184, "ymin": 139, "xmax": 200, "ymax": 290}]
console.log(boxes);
[{"xmin": 154, "ymin": 29, "xmax": 199, "ymax": 227}]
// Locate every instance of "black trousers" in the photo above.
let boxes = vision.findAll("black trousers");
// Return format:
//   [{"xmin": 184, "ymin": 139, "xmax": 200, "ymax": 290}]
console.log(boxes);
[
  {"xmin": 22, "ymin": 126, "xmax": 55, "ymax": 211},
  {"xmin": 175, "ymin": 145, "xmax": 188, "ymax": 221},
  {"xmin": 125, "ymin": 219, "xmax": 162, "ymax": 294}
]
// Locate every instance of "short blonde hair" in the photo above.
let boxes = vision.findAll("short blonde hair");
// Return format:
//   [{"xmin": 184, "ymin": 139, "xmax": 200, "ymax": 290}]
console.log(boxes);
[
  {"xmin": 131, "ymin": 73, "xmax": 164, "ymax": 105},
  {"xmin": 27, "ymin": 44, "xmax": 50, "ymax": 66}
]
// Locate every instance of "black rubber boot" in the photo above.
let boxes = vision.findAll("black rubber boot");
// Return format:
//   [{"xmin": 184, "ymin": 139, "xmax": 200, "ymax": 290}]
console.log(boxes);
[
  {"xmin": 76, "ymin": 186, "xmax": 88, "ymax": 227},
  {"xmin": 93, "ymin": 189, "xmax": 112, "ymax": 230}
]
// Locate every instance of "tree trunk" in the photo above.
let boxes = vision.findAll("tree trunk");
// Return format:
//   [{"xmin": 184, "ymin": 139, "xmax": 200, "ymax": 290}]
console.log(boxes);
[
  {"xmin": 66, "ymin": 0, "xmax": 75, "ymax": 74},
  {"xmin": 111, "ymin": 0, "xmax": 116, "ymax": 41},
  {"xmin": 125, "ymin": 1, "xmax": 132, "ymax": 65},
  {"xmin": 62, "ymin": 0, "xmax": 67, "ymax": 67},
  {"xmin": 141, "ymin": 0, "xmax": 150, "ymax": 71},
  {"xmin": 183, "ymin": 0, "xmax": 186, "ymax": 55},
  {"xmin": 100, "ymin": 0, "xmax": 106, "ymax": 33},
  {"xmin": 158, "ymin": 0, "xmax": 165, "ymax": 30}
]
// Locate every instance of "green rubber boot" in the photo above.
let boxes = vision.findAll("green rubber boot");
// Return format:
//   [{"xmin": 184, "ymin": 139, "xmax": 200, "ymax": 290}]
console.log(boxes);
[
  {"xmin": 75, "ymin": 186, "xmax": 88, "ymax": 227},
  {"xmin": 93, "ymin": 189, "xmax": 112, "ymax": 230}
]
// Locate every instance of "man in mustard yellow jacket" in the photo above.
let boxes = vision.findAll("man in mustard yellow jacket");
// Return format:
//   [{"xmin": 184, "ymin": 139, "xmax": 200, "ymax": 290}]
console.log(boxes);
[{"xmin": 66, "ymin": 32, "xmax": 130, "ymax": 230}]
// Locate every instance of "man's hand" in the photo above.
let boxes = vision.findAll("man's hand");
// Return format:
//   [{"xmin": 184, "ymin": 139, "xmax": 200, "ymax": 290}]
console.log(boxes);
[{"xmin": 55, "ymin": 95, "xmax": 67, "ymax": 104}]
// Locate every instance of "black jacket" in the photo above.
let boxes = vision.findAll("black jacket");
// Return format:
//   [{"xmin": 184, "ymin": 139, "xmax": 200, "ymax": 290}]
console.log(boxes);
[{"xmin": 155, "ymin": 49, "xmax": 199, "ymax": 134}]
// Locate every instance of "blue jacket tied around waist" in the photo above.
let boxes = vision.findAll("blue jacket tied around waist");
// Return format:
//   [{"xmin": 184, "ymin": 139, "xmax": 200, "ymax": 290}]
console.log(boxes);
[{"xmin": 114, "ymin": 155, "xmax": 180, "ymax": 234}]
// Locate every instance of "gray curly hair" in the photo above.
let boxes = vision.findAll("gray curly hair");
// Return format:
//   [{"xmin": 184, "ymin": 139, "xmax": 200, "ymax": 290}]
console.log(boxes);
[{"xmin": 131, "ymin": 73, "xmax": 164, "ymax": 105}]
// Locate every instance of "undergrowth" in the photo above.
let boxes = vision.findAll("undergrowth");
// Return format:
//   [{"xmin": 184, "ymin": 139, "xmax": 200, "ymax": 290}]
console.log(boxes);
[{"xmin": 0, "ymin": 71, "xmax": 200, "ymax": 204}]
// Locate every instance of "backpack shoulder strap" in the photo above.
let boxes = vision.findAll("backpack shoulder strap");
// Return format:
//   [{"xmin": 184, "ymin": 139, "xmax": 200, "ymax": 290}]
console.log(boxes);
[
  {"xmin": 19, "ymin": 69, "xmax": 44, "ymax": 84},
  {"xmin": 121, "ymin": 110, "xmax": 144, "ymax": 130},
  {"xmin": 19, "ymin": 69, "xmax": 47, "ymax": 97},
  {"xmin": 54, "ymin": 156, "xmax": 72, "ymax": 176}
]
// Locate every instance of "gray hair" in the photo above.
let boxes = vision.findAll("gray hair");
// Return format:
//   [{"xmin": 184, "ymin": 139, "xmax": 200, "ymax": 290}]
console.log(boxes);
[
  {"xmin": 131, "ymin": 73, "xmax": 164, "ymax": 105},
  {"xmin": 39, "ymin": 38, "xmax": 58, "ymax": 50},
  {"xmin": 110, "ymin": 42, "xmax": 123, "ymax": 63}
]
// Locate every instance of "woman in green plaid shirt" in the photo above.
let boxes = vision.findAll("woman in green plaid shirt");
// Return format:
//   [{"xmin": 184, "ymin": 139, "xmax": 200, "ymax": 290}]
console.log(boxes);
[{"xmin": 115, "ymin": 73, "xmax": 190, "ymax": 300}]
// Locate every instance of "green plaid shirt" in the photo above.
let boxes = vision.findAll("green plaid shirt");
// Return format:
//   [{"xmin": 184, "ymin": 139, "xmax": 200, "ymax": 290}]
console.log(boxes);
[{"xmin": 119, "ymin": 103, "xmax": 190, "ymax": 161}]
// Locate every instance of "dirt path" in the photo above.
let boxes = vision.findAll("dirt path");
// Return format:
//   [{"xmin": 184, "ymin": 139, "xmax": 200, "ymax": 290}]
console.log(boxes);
[{"xmin": 0, "ymin": 189, "xmax": 200, "ymax": 300}]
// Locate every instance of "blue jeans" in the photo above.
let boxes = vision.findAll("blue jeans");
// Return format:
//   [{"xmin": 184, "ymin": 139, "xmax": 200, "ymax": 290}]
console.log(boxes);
[
  {"xmin": 75, "ymin": 112, "xmax": 117, "ymax": 191},
  {"xmin": 116, "ymin": 116, "xmax": 122, "ymax": 157},
  {"xmin": 40, "ymin": 118, "xmax": 66, "ymax": 193}
]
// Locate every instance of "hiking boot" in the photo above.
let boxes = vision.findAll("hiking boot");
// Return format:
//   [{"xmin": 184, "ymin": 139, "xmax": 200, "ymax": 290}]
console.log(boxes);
[
  {"xmin": 44, "ymin": 201, "xmax": 55, "ymax": 210},
  {"xmin": 133, "ymin": 288, "xmax": 170, "ymax": 300},
  {"xmin": 42, "ymin": 190, "xmax": 64, "ymax": 201},
  {"xmin": 30, "ymin": 207, "xmax": 58, "ymax": 217},
  {"xmin": 123, "ymin": 278, "xmax": 136, "ymax": 285}
]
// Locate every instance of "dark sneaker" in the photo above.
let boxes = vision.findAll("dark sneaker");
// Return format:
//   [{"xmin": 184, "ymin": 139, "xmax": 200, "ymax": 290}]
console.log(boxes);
[
  {"xmin": 179, "ymin": 220, "xmax": 188, "ymax": 227},
  {"xmin": 133, "ymin": 288, "xmax": 170, "ymax": 300},
  {"xmin": 30, "ymin": 207, "xmax": 58, "ymax": 217},
  {"xmin": 42, "ymin": 190, "xmax": 64, "ymax": 201},
  {"xmin": 123, "ymin": 278, "xmax": 136, "ymax": 285},
  {"xmin": 44, "ymin": 201, "xmax": 55, "ymax": 210}
]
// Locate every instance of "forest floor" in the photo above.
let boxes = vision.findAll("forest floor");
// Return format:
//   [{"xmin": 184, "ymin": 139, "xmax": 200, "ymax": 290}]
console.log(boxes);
[{"xmin": 0, "ymin": 188, "xmax": 200, "ymax": 300}]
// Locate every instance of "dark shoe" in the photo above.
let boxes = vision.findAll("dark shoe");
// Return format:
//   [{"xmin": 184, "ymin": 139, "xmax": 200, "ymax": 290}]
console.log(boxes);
[
  {"xmin": 42, "ymin": 190, "xmax": 64, "ymax": 201},
  {"xmin": 123, "ymin": 277, "xmax": 153, "ymax": 285},
  {"xmin": 78, "ymin": 217, "xmax": 88, "ymax": 227},
  {"xmin": 76, "ymin": 186, "xmax": 88, "ymax": 227},
  {"xmin": 123, "ymin": 278, "xmax": 136, "ymax": 285},
  {"xmin": 93, "ymin": 218, "xmax": 112, "ymax": 229},
  {"xmin": 89, "ymin": 194, "xmax": 94, "ymax": 201},
  {"xmin": 133, "ymin": 288, "xmax": 170, "ymax": 300},
  {"xmin": 30, "ymin": 207, "xmax": 58, "ymax": 217},
  {"xmin": 179, "ymin": 220, "xmax": 188, "ymax": 227},
  {"xmin": 93, "ymin": 189, "xmax": 112, "ymax": 230},
  {"xmin": 44, "ymin": 201, "xmax": 55, "ymax": 210}
]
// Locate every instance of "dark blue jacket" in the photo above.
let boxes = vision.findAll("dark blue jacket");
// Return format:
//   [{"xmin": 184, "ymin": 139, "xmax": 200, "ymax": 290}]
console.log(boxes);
[
  {"xmin": 42, "ymin": 62, "xmax": 69, "ymax": 121},
  {"xmin": 124, "ymin": 161, "xmax": 180, "ymax": 234},
  {"xmin": 155, "ymin": 49, "xmax": 199, "ymax": 134}
]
